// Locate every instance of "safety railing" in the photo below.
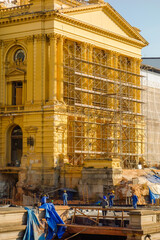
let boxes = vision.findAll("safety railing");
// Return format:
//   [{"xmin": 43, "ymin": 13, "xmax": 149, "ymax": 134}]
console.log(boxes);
[{"xmin": 70, "ymin": 206, "xmax": 133, "ymax": 228}]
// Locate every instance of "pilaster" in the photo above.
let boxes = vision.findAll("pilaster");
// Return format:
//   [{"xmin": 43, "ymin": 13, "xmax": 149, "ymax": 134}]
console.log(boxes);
[
  {"xmin": 132, "ymin": 58, "xmax": 137, "ymax": 112},
  {"xmin": 48, "ymin": 33, "xmax": 58, "ymax": 102},
  {"xmin": 27, "ymin": 35, "xmax": 34, "ymax": 103},
  {"xmin": 57, "ymin": 35, "xmax": 64, "ymax": 102},
  {"xmin": 136, "ymin": 59, "xmax": 141, "ymax": 114},
  {"xmin": 88, "ymin": 44, "xmax": 93, "ymax": 105},
  {"xmin": 0, "ymin": 41, "xmax": 4, "ymax": 105},
  {"xmin": 109, "ymin": 51, "xmax": 119, "ymax": 154},
  {"xmin": 81, "ymin": 42, "xmax": 88, "ymax": 105},
  {"xmin": 34, "ymin": 34, "xmax": 47, "ymax": 103}
]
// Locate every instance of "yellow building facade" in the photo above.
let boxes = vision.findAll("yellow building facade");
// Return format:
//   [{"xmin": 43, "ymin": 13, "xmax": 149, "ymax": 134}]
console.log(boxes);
[{"xmin": 0, "ymin": 0, "xmax": 148, "ymax": 199}]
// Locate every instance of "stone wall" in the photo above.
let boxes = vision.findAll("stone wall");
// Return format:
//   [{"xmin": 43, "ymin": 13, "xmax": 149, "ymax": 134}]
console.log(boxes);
[{"xmin": 78, "ymin": 166, "xmax": 122, "ymax": 200}]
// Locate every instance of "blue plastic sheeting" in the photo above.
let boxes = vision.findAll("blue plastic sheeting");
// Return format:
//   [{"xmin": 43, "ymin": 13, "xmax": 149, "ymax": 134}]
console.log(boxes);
[
  {"xmin": 149, "ymin": 188, "xmax": 160, "ymax": 204},
  {"xmin": 146, "ymin": 174, "xmax": 160, "ymax": 184},
  {"xmin": 146, "ymin": 174, "xmax": 160, "ymax": 203},
  {"xmin": 95, "ymin": 200, "xmax": 102, "ymax": 206},
  {"xmin": 23, "ymin": 207, "xmax": 45, "ymax": 240},
  {"xmin": 39, "ymin": 203, "xmax": 66, "ymax": 240}
]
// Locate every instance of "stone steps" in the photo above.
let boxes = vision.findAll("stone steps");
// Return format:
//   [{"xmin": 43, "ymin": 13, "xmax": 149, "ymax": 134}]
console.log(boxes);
[
  {"xmin": 0, "ymin": 205, "xmax": 69, "ymax": 240},
  {"xmin": 0, "ymin": 225, "xmax": 26, "ymax": 240},
  {"xmin": 0, "ymin": 207, "xmax": 27, "ymax": 240}
]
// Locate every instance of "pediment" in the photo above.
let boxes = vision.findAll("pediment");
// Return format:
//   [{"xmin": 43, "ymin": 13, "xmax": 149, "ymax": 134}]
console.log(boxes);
[
  {"xmin": 60, "ymin": 4, "xmax": 148, "ymax": 45},
  {"xmin": 6, "ymin": 68, "xmax": 26, "ymax": 77},
  {"xmin": 25, "ymin": 126, "xmax": 38, "ymax": 133}
]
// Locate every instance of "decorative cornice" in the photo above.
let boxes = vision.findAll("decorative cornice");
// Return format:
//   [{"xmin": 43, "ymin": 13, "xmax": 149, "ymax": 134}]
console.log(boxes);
[
  {"xmin": 103, "ymin": 4, "xmax": 145, "ymax": 44},
  {"xmin": 0, "ymin": 4, "xmax": 147, "ymax": 48},
  {"xmin": 58, "ymin": 3, "xmax": 106, "ymax": 14},
  {"xmin": 60, "ymin": 0, "xmax": 83, "ymax": 7}
]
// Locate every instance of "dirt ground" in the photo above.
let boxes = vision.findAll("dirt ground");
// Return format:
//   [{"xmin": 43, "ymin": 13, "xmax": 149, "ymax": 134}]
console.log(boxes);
[{"xmin": 114, "ymin": 168, "xmax": 160, "ymax": 205}]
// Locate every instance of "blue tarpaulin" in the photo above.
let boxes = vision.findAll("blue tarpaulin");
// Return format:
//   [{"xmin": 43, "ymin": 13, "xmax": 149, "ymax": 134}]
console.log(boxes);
[
  {"xmin": 146, "ymin": 174, "xmax": 160, "ymax": 203},
  {"xmin": 149, "ymin": 188, "xmax": 160, "ymax": 204},
  {"xmin": 39, "ymin": 203, "xmax": 66, "ymax": 240},
  {"xmin": 23, "ymin": 207, "xmax": 45, "ymax": 240},
  {"xmin": 146, "ymin": 174, "xmax": 160, "ymax": 184}
]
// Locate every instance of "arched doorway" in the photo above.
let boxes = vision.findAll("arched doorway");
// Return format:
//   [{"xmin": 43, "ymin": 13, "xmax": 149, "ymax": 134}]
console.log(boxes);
[{"xmin": 11, "ymin": 125, "xmax": 23, "ymax": 167}]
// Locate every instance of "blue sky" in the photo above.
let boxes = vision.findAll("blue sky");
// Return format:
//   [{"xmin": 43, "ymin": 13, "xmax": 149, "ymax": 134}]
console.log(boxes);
[{"xmin": 107, "ymin": 0, "xmax": 160, "ymax": 57}]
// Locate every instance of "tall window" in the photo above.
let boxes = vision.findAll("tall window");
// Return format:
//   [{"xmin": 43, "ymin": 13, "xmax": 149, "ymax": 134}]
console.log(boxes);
[
  {"xmin": 11, "ymin": 125, "xmax": 23, "ymax": 167},
  {"xmin": 12, "ymin": 82, "xmax": 22, "ymax": 105}
]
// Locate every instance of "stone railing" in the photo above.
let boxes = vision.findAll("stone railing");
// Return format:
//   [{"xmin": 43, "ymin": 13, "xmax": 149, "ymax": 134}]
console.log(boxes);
[
  {"xmin": 0, "ymin": 105, "xmax": 24, "ymax": 112},
  {"xmin": 0, "ymin": 3, "xmax": 31, "ymax": 18}
]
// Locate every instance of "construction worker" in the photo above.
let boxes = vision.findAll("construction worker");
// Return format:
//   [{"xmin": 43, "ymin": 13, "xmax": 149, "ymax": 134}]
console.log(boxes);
[
  {"xmin": 108, "ymin": 190, "xmax": 116, "ymax": 216},
  {"xmin": 63, "ymin": 190, "xmax": 68, "ymax": 205},
  {"xmin": 101, "ymin": 196, "xmax": 108, "ymax": 217},
  {"xmin": 109, "ymin": 190, "xmax": 115, "ymax": 207},
  {"xmin": 132, "ymin": 193, "xmax": 138, "ymax": 209},
  {"xmin": 40, "ymin": 194, "xmax": 49, "ymax": 205}
]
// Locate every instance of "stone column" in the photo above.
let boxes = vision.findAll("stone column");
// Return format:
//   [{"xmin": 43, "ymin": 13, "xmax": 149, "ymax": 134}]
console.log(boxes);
[
  {"xmin": 81, "ymin": 42, "xmax": 88, "ymax": 104},
  {"xmin": 0, "ymin": 41, "xmax": 5, "ymax": 105},
  {"xmin": 136, "ymin": 59, "xmax": 141, "ymax": 114},
  {"xmin": 27, "ymin": 35, "xmax": 34, "ymax": 103},
  {"xmin": 110, "ymin": 51, "xmax": 119, "ymax": 155},
  {"xmin": 34, "ymin": 34, "xmax": 47, "ymax": 103},
  {"xmin": 57, "ymin": 35, "xmax": 64, "ymax": 102},
  {"xmin": 132, "ymin": 58, "xmax": 137, "ymax": 112},
  {"xmin": 0, "ymin": 42, "xmax": 2, "ymax": 167},
  {"xmin": 88, "ymin": 44, "xmax": 93, "ymax": 105},
  {"xmin": 48, "ymin": 33, "xmax": 58, "ymax": 102}
]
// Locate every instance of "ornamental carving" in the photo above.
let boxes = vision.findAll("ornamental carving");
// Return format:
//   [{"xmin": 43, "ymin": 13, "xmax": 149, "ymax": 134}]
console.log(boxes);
[
  {"xmin": 25, "ymin": 126, "xmax": 38, "ymax": 133},
  {"xmin": 27, "ymin": 35, "xmax": 34, "ymax": 43},
  {"xmin": 34, "ymin": 34, "xmax": 47, "ymax": 41},
  {"xmin": 0, "ymin": 40, "xmax": 3, "ymax": 48},
  {"xmin": 47, "ymin": 33, "xmax": 59, "ymax": 40}
]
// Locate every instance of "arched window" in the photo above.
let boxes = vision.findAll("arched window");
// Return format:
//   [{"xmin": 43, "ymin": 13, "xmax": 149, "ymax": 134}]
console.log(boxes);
[
  {"xmin": 11, "ymin": 125, "xmax": 23, "ymax": 167},
  {"xmin": 5, "ymin": 46, "xmax": 26, "ymax": 106}
]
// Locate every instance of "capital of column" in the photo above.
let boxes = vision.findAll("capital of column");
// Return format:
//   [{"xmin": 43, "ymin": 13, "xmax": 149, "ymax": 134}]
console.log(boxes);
[
  {"xmin": 57, "ymin": 35, "xmax": 66, "ymax": 43},
  {"xmin": 27, "ymin": 35, "xmax": 34, "ymax": 43},
  {"xmin": 34, "ymin": 34, "xmax": 47, "ymax": 41},
  {"xmin": 0, "ymin": 40, "xmax": 3, "ymax": 48},
  {"xmin": 82, "ymin": 42, "xmax": 89, "ymax": 49},
  {"xmin": 109, "ymin": 51, "xmax": 119, "ymax": 61},
  {"xmin": 47, "ymin": 33, "xmax": 59, "ymax": 40},
  {"xmin": 88, "ymin": 43, "xmax": 94, "ymax": 51},
  {"xmin": 137, "ymin": 58, "xmax": 142, "ymax": 64}
]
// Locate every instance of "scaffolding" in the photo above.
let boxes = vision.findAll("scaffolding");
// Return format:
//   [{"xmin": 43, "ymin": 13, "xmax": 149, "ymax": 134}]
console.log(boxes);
[
  {"xmin": 63, "ymin": 40, "xmax": 145, "ymax": 168},
  {"xmin": 141, "ymin": 64, "xmax": 160, "ymax": 167}
]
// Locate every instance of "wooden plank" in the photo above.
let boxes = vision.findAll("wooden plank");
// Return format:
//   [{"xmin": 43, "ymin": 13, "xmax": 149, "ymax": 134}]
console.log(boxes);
[
  {"xmin": 57, "ymin": 224, "xmax": 143, "ymax": 236},
  {"xmin": 71, "ymin": 206, "xmax": 135, "ymax": 212},
  {"xmin": 75, "ymin": 215, "xmax": 129, "ymax": 219},
  {"xmin": 76, "ymin": 209, "xmax": 99, "ymax": 225},
  {"xmin": 71, "ymin": 207, "xmax": 76, "ymax": 224}
]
